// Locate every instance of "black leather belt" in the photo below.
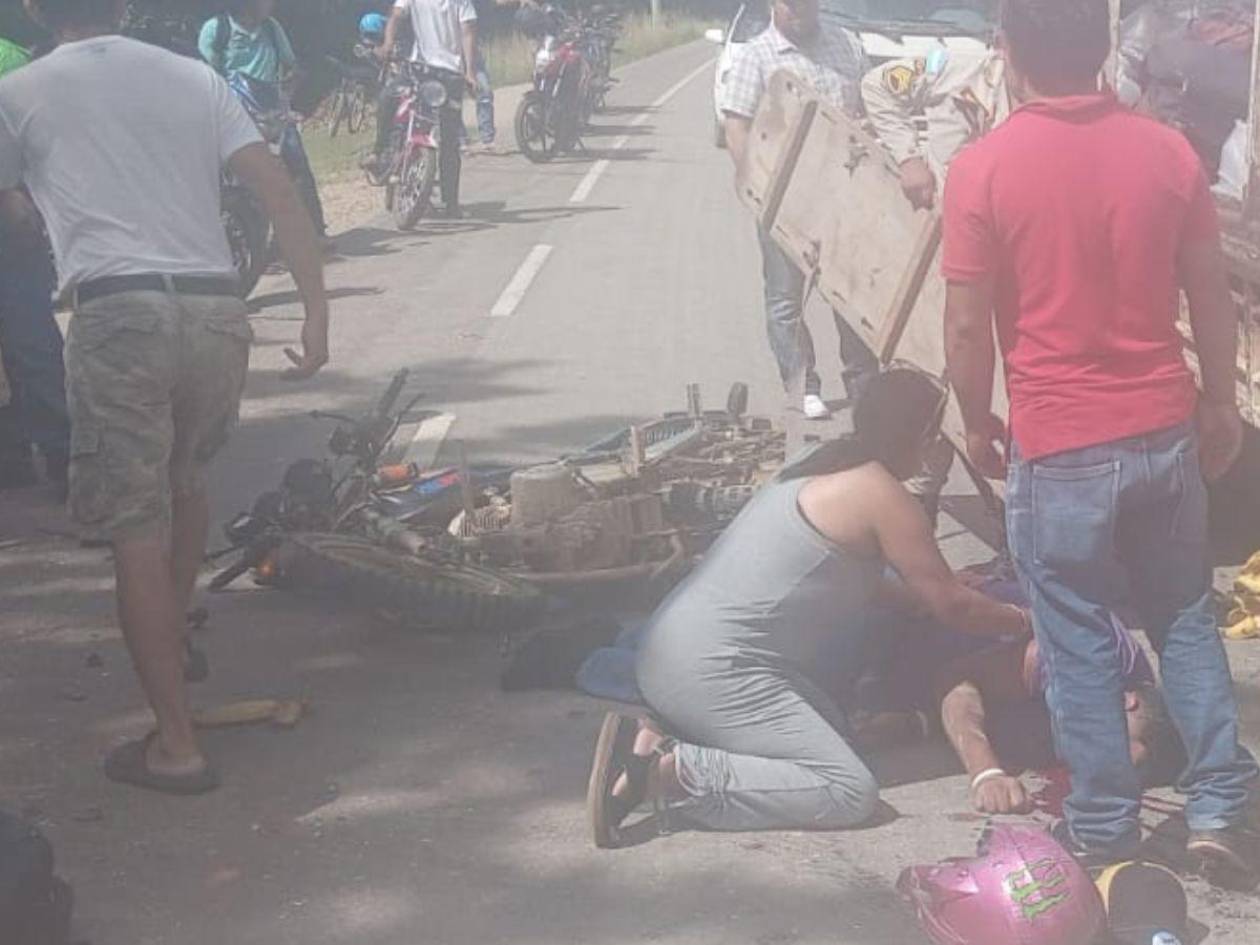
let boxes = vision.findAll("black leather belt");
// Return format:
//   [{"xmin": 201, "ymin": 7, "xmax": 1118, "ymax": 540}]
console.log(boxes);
[{"xmin": 74, "ymin": 274, "xmax": 241, "ymax": 307}]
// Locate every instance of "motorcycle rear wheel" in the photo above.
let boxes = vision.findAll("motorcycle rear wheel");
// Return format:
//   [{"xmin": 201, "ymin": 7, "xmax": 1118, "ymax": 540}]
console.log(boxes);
[
  {"xmin": 515, "ymin": 91, "xmax": 556, "ymax": 163},
  {"xmin": 393, "ymin": 147, "xmax": 438, "ymax": 230},
  {"xmin": 277, "ymin": 533, "xmax": 544, "ymax": 633},
  {"xmin": 221, "ymin": 186, "xmax": 270, "ymax": 298}
]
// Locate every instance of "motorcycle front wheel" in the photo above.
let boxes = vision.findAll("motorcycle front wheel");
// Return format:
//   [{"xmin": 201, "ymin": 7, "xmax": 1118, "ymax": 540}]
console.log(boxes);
[
  {"xmin": 276, "ymin": 533, "xmax": 544, "ymax": 633},
  {"xmin": 221, "ymin": 186, "xmax": 269, "ymax": 298},
  {"xmin": 515, "ymin": 90, "xmax": 556, "ymax": 163},
  {"xmin": 392, "ymin": 146, "xmax": 438, "ymax": 231}
]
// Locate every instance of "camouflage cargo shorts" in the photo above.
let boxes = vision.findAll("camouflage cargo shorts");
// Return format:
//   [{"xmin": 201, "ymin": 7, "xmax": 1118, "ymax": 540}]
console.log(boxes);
[{"xmin": 65, "ymin": 289, "xmax": 252, "ymax": 541}]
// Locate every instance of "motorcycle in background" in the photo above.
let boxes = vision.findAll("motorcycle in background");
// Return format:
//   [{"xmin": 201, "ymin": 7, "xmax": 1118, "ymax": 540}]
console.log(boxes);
[
  {"xmin": 580, "ymin": 6, "xmax": 621, "ymax": 114},
  {"xmin": 219, "ymin": 74, "xmax": 295, "ymax": 296},
  {"xmin": 514, "ymin": 4, "xmax": 622, "ymax": 162},
  {"xmin": 515, "ymin": 26, "xmax": 594, "ymax": 162},
  {"xmin": 362, "ymin": 51, "xmax": 458, "ymax": 230}
]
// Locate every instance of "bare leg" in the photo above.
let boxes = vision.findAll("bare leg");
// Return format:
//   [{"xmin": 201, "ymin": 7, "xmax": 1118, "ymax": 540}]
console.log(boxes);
[
  {"xmin": 170, "ymin": 483, "xmax": 209, "ymax": 614},
  {"xmin": 113, "ymin": 532, "xmax": 206, "ymax": 776}
]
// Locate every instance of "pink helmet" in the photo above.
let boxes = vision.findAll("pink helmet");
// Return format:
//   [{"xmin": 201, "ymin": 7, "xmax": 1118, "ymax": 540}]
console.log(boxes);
[{"xmin": 897, "ymin": 825, "xmax": 1105, "ymax": 945}]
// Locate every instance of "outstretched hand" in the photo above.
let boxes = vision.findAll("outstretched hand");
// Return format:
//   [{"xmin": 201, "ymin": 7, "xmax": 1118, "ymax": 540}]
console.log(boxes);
[
  {"xmin": 965, "ymin": 413, "xmax": 1008, "ymax": 480},
  {"xmin": 972, "ymin": 774, "xmax": 1032, "ymax": 815},
  {"xmin": 899, "ymin": 157, "xmax": 937, "ymax": 211},
  {"xmin": 281, "ymin": 318, "xmax": 329, "ymax": 381},
  {"xmin": 1197, "ymin": 401, "xmax": 1243, "ymax": 482}
]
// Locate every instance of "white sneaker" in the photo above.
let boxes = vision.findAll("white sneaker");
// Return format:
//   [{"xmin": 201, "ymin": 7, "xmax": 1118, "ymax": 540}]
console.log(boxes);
[{"xmin": 803, "ymin": 394, "xmax": 831, "ymax": 420}]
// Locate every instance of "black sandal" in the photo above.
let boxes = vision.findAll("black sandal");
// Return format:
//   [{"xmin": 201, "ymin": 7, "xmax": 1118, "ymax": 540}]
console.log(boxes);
[
  {"xmin": 104, "ymin": 733, "xmax": 219, "ymax": 796},
  {"xmin": 587, "ymin": 713, "xmax": 675, "ymax": 849}
]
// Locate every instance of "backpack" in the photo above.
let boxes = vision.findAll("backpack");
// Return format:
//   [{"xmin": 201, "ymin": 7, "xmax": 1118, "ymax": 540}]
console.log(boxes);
[
  {"xmin": 0, "ymin": 811, "xmax": 73, "ymax": 945},
  {"xmin": 210, "ymin": 13, "xmax": 281, "ymax": 74}
]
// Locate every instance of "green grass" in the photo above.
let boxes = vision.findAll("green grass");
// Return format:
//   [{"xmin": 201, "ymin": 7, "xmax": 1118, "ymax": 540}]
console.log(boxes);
[
  {"xmin": 612, "ymin": 11, "xmax": 714, "ymax": 67},
  {"xmin": 305, "ymin": 12, "xmax": 715, "ymax": 184}
]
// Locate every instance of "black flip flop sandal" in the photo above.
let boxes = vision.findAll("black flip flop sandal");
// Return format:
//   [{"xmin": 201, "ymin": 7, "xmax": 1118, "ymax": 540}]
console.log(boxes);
[
  {"xmin": 104, "ymin": 734, "xmax": 220, "ymax": 796},
  {"xmin": 588, "ymin": 713, "xmax": 637, "ymax": 849},
  {"xmin": 588, "ymin": 713, "xmax": 676, "ymax": 849}
]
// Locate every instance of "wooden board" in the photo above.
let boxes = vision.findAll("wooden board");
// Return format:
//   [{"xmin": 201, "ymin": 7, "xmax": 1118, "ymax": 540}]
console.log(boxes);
[
  {"xmin": 742, "ymin": 68, "xmax": 1260, "ymax": 459},
  {"xmin": 740, "ymin": 71, "xmax": 1008, "ymax": 460},
  {"xmin": 736, "ymin": 69, "xmax": 815, "ymax": 227}
]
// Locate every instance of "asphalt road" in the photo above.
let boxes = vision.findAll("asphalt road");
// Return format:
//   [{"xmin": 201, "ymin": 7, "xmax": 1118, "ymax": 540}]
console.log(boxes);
[{"xmin": 3, "ymin": 40, "xmax": 1260, "ymax": 945}]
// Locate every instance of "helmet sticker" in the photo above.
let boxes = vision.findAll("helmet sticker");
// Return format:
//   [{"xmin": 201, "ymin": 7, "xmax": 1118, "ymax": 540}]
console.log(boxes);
[{"xmin": 1005, "ymin": 857, "xmax": 1071, "ymax": 921}]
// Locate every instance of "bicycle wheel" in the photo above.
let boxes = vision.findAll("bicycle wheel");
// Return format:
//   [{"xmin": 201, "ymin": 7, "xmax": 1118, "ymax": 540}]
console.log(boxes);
[
  {"xmin": 277, "ymin": 533, "xmax": 544, "ymax": 633},
  {"xmin": 328, "ymin": 85, "xmax": 349, "ymax": 138},
  {"xmin": 346, "ymin": 84, "xmax": 371, "ymax": 135}
]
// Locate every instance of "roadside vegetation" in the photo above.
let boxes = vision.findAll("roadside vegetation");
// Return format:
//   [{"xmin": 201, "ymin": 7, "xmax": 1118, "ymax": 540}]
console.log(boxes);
[{"xmin": 306, "ymin": 11, "xmax": 714, "ymax": 184}]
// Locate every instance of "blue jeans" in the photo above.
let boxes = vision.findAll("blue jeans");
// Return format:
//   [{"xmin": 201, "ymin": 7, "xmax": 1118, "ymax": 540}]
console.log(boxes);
[
  {"xmin": 758, "ymin": 227, "xmax": 876, "ymax": 400},
  {"xmin": 474, "ymin": 55, "xmax": 494, "ymax": 144},
  {"xmin": 0, "ymin": 237, "xmax": 69, "ymax": 464},
  {"xmin": 1007, "ymin": 422, "xmax": 1257, "ymax": 852},
  {"xmin": 460, "ymin": 54, "xmax": 495, "ymax": 145}
]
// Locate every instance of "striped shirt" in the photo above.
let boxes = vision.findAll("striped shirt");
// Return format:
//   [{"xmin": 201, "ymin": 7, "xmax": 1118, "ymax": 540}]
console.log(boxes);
[{"xmin": 719, "ymin": 21, "xmax": 865, "ymax": 120}]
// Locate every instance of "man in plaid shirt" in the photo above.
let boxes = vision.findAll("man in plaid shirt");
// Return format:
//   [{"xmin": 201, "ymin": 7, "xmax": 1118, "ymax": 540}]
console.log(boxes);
[{"xmin": 721, "ymin": 0, "xmax": 872, "ymax": 421}]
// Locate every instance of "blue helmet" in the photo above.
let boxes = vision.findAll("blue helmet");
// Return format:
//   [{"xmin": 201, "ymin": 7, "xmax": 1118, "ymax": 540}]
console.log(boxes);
[{"xmin": 359, "ymin": 12, "xmax": 387, "ymax": 40}]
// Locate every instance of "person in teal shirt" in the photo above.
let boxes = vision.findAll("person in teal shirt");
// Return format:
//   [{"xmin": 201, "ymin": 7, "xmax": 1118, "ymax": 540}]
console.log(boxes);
[
  {"xmin": 199, "ymin": 0, "xmax": 329, "ymax": 240},
  {"xmin": 0, "ymin": 35, "xmax": 31, "ymax": 79},
  {"xmin": 198, "ymin": 0, "xmax": 296, "ymax": 84}
]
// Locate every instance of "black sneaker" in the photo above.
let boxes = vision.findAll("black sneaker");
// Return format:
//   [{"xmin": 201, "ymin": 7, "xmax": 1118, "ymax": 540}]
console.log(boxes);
[
  {"xmin": 1187, "ymin": 824, "xmax": 1259, "ymax": 890},
  {"xmin": 1050, "ymin": 820, "xmax": 1140, "ymax": 872},
  {"xmin": 442, "ymin": 204, "xmax": 464, "ymax": 221}
]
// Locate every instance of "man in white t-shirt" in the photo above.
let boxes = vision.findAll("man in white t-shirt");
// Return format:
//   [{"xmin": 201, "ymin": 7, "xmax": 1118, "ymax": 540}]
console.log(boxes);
[
  {"xmin": 369, "ymin": 0, "xmax": 478, "ymax": 217},
  {"xmin": 0, "ymin": 0, "xmax": 329, "ymax": 794}
]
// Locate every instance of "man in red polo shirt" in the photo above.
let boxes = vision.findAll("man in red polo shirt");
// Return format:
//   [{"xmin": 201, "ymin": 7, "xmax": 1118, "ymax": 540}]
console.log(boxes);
[{"xmin": 943, "ymin": 0, "xmax": 1257, "ymax": 882}]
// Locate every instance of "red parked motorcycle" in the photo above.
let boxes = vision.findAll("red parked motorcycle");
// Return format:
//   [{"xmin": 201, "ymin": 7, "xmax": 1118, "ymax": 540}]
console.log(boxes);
[
  {"xmin": 364, "ymin": 53, "xmax": 457, "ymax": 229},
  {"xmin": 514, "ymin": 26, "xmax": 594, "ymax": 163}
]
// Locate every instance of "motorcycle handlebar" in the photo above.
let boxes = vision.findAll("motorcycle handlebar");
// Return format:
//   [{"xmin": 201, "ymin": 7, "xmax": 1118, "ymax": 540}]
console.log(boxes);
[{"xmin": 375, "ymin": 369, "xmax": 410, "ymax": 420}]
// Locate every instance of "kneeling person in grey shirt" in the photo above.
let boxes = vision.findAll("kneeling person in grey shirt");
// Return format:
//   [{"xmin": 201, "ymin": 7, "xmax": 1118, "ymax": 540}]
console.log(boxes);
[{"xmin": 590, "ymin": 368, "xmax": 1030, "ymax": 841}]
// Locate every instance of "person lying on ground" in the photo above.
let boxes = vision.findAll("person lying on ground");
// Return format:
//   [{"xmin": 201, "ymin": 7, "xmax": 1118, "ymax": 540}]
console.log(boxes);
[
  {"xmin": 845, "ymin": 598, "xmax": 1186, "ymax": 817},
  {"xmin": 589, "ymin": 367, "xmax": 1031, "ymax": 842}
]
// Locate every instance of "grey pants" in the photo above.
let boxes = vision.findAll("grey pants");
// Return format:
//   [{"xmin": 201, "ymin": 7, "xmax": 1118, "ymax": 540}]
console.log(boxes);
[{"xmin": 645, "ymin": 666, "xmax": 880, "ymax": 832}]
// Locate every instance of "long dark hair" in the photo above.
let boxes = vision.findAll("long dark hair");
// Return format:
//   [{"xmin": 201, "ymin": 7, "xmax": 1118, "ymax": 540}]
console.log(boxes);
[{"xmin": 779, "ymin": 367, "xmax": 948, "ymax": 482}]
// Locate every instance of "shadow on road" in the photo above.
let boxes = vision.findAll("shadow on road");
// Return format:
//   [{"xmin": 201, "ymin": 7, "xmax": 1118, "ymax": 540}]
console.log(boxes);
[{"xmin": 249, "ymin": 285, "xmax": 384, "ymax": 313}]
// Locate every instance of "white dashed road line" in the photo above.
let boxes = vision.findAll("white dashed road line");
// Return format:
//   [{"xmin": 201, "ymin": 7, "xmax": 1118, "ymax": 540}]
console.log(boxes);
[
  {"xmin": 490, "ymin": 243, "xmax": 554, "ymax": 317},
  {"xmin": 568, "ymin": 57, "xmax": 715, "ymax": 204},
  {"xmin": 513, "ymin": 58, "xmax": 717, "ymax": 316},
  {"xmin": 569, "ymin": 159, "xmax": 611, "ymax": 204},
  {"xmin": 649, "ymin": 59, "xmax": 715, "ymax": 110}
]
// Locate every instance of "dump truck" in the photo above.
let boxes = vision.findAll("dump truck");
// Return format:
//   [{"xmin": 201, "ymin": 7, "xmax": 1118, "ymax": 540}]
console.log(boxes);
[{"xmin": 737, "ymin": 0, "xmax": 1260, "ymax": 511}]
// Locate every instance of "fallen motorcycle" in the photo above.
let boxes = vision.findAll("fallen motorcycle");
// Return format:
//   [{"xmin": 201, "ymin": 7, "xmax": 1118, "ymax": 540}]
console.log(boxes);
[
  {"xmin": 448, "ymin": 383, "xmax": 785, "ymax": 599},
  {"xmin": 208, "ymin": 370, "xmax": 543, "ymax": 633}
]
